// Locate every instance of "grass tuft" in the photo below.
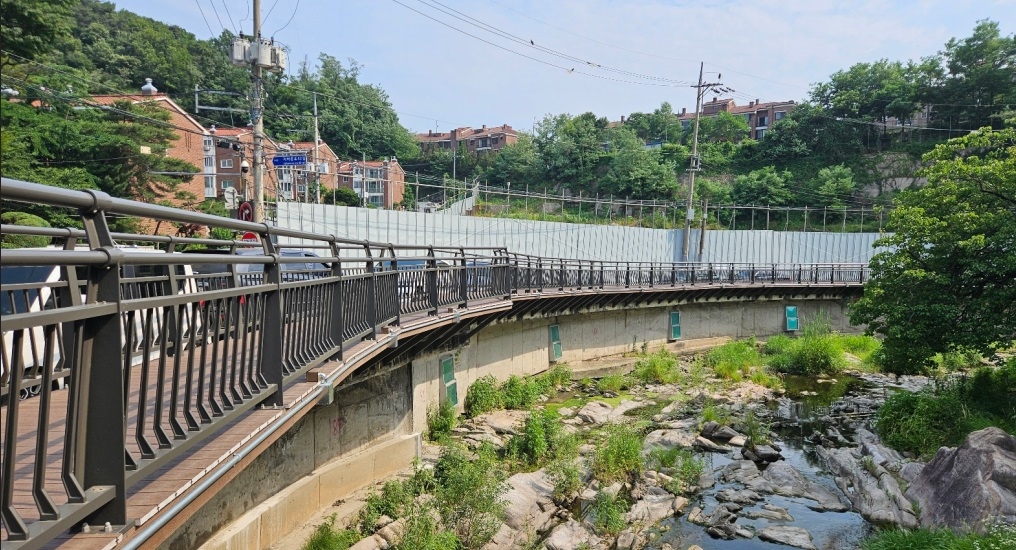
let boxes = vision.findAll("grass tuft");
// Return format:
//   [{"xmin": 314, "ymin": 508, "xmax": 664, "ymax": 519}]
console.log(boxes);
[
  {"xmin": 590, "ymin": 424, "xmax": 644, "ymax": 483},
  {"xmin": 464, "ymin": 375, "xmax": 502, "ymax": 418}
]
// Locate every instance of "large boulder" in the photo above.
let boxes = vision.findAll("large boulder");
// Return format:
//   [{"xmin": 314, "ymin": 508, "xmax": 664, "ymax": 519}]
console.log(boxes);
[
  {"xmin": 906, "ymin": 427, "xmax": 1016, "ymax": 533},
  {"xmin": 501, "ymin": 470, "xmax": 558, "ymax": 533},
  {"xmin": 819, "ymin": 446, "xmax": 918, "ymax": 528},
  {"xmin": 577, "ymin": 401, "xmax": 613, "ymax": 425}
]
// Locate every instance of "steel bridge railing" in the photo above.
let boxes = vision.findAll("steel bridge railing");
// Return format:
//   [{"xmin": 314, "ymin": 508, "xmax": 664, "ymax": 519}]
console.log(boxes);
[{"xmin": 0, "ymin": 178, "xmax": 868, "ymax": 548}]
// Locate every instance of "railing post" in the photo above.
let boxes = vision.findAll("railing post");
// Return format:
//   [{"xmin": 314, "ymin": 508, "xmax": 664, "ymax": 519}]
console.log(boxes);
[
  {"xmin": 260, "ymin": 234, "xmax": 284, "ymax": 407},
  {"xmin": 537, "ymin": 257, "xmax": 544, "ymax": 291},
  {"xmin": 366, "ymin": 244, "xmax": 380, "ymax": 330},
  {"xmin": 77, "ymin": 203, "xmax": 127, "ymax": 527},
  {"xmin": 427, "ymin": 246, "xmax": 439, "ymax": 314},
  {"xmin": 559, "ymin": 258, "xmax": 565, "ymax": 290},
  {"xmin": 328, "ymin": 240, "xmax": 344, "ymax": 360},
  {"xmin": 459, "ymin": 247, "xmax": 468, "ymax": 308},
  {"xmin": 625, "ymin": 262, "xmax": 631, "ymax": 288}
]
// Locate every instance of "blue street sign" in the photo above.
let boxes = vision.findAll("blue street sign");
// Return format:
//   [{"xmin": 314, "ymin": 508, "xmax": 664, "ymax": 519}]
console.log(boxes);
[{"xmin": 271, "ymin": 155, "xmax": 307, "ymax": 166}]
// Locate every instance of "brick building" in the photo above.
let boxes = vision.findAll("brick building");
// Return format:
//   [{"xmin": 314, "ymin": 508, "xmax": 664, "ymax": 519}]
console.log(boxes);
[
  {"xmin": 678, "ymin": 98, "xmax": 797, "ymax": 140},
  {"xmin": 335, "ymin": 158, "xmax": 406, "ymax": 208},
  {"xmin": 90, "ymin": 80, "xmax": 213, "ymax": 205},
  {"xmin": 417, "ymin": 124, "xmax": 519, "ymax": 154}
]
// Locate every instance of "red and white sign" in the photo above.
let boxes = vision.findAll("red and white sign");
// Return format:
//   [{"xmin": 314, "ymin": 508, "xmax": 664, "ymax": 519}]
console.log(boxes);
[
  {"xmin": 240, "ymin": 231, "xmax": 259, "ymax": 243},
  {"xmin": 237, "ymin": 201, "xmax": 254, "ymax": 222}
]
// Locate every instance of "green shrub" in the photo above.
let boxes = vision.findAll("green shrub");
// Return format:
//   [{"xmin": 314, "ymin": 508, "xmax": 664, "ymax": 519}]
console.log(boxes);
[
  {"xmin": 464, "ymin": 375, "xmax": 502, "ymax": 417},
  {"xmin": 646, "ymin": 447, "xmax": 704, "ymax": 494},
  {"xmin": 763, "ymin": 334, "xmax": 794, "ymax": 355},
  {"xmin": 434, "ymin": 444, "xmax": 508, "ymax": 550},
  {"xmin": 546, "ymin": 459, "xmax": 583, "ymax": 503},
  {"xmin": 500, "ymin": 375, "xmax": 542, "ymax": 410},
  {"xmin": 838, "ymin": 334, "xmax": 881, "ymax": 360},
  {"xmin": 591, "ymin": 424, "xmax": 644, "ymax": 483},
  {"xmin": 303, "ymin": 515, "xmax": 359, "ymax": 550},
  {"xmin": 700, "ymin": 401, "xmax": 732, "ymax": 427},
  {"xmin": 358, "ymin": 478, "xmax": 416, "ymax": 534},
  {"xmin": 539, "ymin": 364, "xmax": 573, "ymax": 391},
  {"xmin": 506, "ymin": 409, "xmax": 576, "ymax": 467},
  {"xmin": 875, "ymin": 365, "xmax": 1016, "ymax": 458},
  {"xmin": 740, "ymin": 409, "xmax": 772, "ymax": 446},
  {"xmin": 862, "ymin": 522, "xmax": 1016, "ymax": 550},
  {"xmin": 427, "ymin": 401, "xmax": 458, "ymax": 441},
  {"xmin": 591, "ymin": 491, "xmax": 628, "ymax": 535},
  {"xmin": 1, "ymin": 212, "xmax": 51, "ymax": 249},
  {"xmin": 633, "ymin": 349, "xmax": 681, "ymax": 384},
  {"xmin": 595, "ymin": 373, "xmax": 631, "ymax": 393},
  {"xmin": 705, "ymin": 339, "xmax": 762, "ymax": 381},
  {"xmin": 395, "ymin": 502, "xmax": 459, "ymax": 550},
  {"xmin": 933, "ymin": 349, "xmax": 983, "ymax": 371}
]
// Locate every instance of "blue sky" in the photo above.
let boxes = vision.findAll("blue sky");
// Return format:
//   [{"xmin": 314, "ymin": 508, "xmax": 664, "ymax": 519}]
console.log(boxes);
[{"xmin": 113, "ymin": 0, "xmax": 1012, "ymax": 133}]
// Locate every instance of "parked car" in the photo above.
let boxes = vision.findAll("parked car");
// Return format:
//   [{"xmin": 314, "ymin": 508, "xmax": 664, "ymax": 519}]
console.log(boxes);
[{"xmin": 189, "ymin": 248, "xmax": 330, "ymax": 289}]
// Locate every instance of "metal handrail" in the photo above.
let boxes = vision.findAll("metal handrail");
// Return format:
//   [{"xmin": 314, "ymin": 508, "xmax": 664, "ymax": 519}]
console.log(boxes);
[{"xmin": 0, "ymin": 178, "xmax": 869, "ymax": 548}]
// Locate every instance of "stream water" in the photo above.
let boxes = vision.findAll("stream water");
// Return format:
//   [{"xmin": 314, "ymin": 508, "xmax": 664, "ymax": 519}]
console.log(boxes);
[{"xmin": 648, "ymin": 375, "xmax": 877, "ymax": 549}]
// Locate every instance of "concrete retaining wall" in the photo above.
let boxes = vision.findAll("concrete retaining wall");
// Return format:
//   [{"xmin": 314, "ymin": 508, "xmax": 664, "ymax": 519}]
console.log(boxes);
[
  {"xmin": 176, "ymin": 367, "xmax": 414, "ymax": 549},
  {"xmin": 411, "ymin": 299, "xmax": 854, "ymax": 426}
]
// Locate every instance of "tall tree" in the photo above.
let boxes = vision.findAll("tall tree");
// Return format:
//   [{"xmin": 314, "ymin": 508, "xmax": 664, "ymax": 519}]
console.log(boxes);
[
  {"xmin": 731, "ymin": 166, "xmax": 793, "ymax": 206},
  {"xmin": 0, "ymin": 0, "xmax": 76, "ymax": 65},
  {"xmin": 850, "ymin": 128, "xmax": 1016, "ymax": 373}
]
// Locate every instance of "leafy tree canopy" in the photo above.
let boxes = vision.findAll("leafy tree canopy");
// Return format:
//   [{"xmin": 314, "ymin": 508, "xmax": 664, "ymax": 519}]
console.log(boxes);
[{"xmin": 850, "ymin": 127, "xmax": 1016, "ymax": 373}]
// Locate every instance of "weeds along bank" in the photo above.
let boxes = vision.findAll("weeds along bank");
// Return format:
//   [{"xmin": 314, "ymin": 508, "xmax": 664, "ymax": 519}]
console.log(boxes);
[{"xmin": 300, "ymin": 329, "xmax": 1014, "ymax": 550}]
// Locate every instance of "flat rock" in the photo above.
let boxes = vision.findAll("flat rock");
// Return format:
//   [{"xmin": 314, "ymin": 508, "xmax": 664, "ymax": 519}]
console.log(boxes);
[
  {"xmin": 577, "ymin": 401, "xmax": 614, "ymax": 425},
  {"xmin": 502, "ymin": 470, "xmax": 558, "ymax": 533},
  {"xmin": 747, "ymin": 503, "xmax": 794, "ymax": 522},
  {"xmin": 621, "ymin": 492, "xmax": 686, "ymax": 528},
  {"xmin": 719, "ymin": 460, "xmax": 761, "ymax": 484},
  {"xmin": 712, "ymin": 425, "xmax": 741, "ymax": 441},
  {"xmin": 543, "ymin": 518, "xmax": 601, "ymax": 550},
  {"xmin": 728, "ymin": 435, "xmax": 747, "ymax": 447},
  {"xmin": 556, "ymin": 406, "xmax": 575, "ymax": 417},
  {"xmin": 715, "ymin": 488, "xmax": 762, "ymax": 504},
  {"xmin": 906, "ymin": 427, "xmax": 1016, "ymax": 532},
  {"xmin": 758, "ymin": 526, "xmax": 816, "ymax": 550},
  {"xmin": 481, "ymin": 410, "xmax": 526, "ymax": 435},
  {"xmin": 644, "ymin": 429, "xmax": 697, "ymax": 452},
  {"xmin": 753, "ymin": 444, "xmax": 783, "ymax": 462},
  {"xmin": 755, "ymin": 461, "xmax": 848, "ymax": 512},
  {"xmin": 819, "ymin": 446, "xmax": 918, "ymax": 527},
  {"xmin": 695, "ymin": 436, "xmax": 732, "ymax": 453}
]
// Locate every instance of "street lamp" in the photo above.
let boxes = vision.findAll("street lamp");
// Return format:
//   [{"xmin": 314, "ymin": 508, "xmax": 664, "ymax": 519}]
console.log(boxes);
[{"xmin": 506, "ymin": 181, "xmax": 511, "ymax": 212}]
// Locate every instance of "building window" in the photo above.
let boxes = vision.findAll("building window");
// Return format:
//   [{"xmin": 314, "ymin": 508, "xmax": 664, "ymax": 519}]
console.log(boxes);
[
  {"xmin": 204, "ymin": 156, "xmax": 214, "ymax": 169},
  {"xmin": 220, "ymin": 159, "xmax": 234, "ymax": 169},
  {"xmin": 669, "ymin": 311, "xmax": 682, "ymax": 341},
  {"xmin": 204, "ymin": 176, "xmax": 216, "ymax": 198},
  {"xmin": 681, "ymin": 120, "xmax": 691, "ymax": 129},
  {"xmin": 757, "ymin": 115, "xmax": 769, "ymax": 127},
  {"xmin": 492, "ymin": 137, "xmax": 499, "ymax": 145},
  {"xmin": 775, "ymin": 111, "xmax": 786, "ymax": 121},
  {"xmin": 755, "ymin": 129, "xmax": 766, "ymax": 140},
  {"xmin": 549, "ymin": 324, "xmax": 562, "ymax": 361},
  {"xmin": 743, "ymin": 114, "xmax": 751, "ymax": 123},
  {"xmin": 221, "ymin": 180, "xmax": 234, "ymax": 189}
]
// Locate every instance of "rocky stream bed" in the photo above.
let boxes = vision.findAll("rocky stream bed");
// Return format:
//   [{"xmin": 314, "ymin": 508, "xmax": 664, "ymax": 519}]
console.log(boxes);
[{"xmin": 318, "ymin": 362, "xmax": 1014, "ymax": 550}]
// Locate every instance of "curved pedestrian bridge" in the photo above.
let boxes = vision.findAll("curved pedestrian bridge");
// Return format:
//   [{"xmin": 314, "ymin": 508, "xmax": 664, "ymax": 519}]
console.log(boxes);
[{"xmin": 0, "ymin": 178, "xmax": 868, "ymax": 549}]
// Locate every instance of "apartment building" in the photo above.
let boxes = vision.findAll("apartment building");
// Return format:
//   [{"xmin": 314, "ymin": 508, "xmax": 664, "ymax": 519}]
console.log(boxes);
[
  {"xmin": 335, "ymin": 158, "xmax": 406, "ymax": 208},
  {"xmin": 678, "ymin": 98, "xmax": 797, "ymax": 140},
  {"xmin": 417, "ymin": 124, "xmax": 519, "ymax": 154}
]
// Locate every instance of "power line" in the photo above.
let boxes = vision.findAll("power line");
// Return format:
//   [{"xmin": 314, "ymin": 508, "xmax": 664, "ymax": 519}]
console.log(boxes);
[
  {"xmin": 220, "ymin": 0, "xmax": 240, "ymax": 33},
  {"xmin": 194, "ymin": 0, "xmax": 217, "ymax": 36},
  {"xmin": 417, "ymin": 0, "xmax": 694, "ymax": 86},
  {"xmin": 262, "ymin": 0, "xmax": 281, "ymax": 29},
  {"xmin": 269, "ymin": 0, "xmax": 300, "ymax": 36},
  {"xmin": 387, "ymin": 0, "xmax": 691, "ymax": 88},
  {"xmin": 486, "ymin": 0, "xmax": 807, "ymax": 90},
  {"xmin": 207, "ymin": 0, "xmax": 229, "ymax": 33}
]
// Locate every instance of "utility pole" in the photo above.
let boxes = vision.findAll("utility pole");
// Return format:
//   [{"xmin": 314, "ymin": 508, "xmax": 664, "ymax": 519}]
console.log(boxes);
[
  {"xmin": 682, "ymin": 62, "xmax": 729, "ymax": 261},
  {"xmin": 313, "ymin": 93, "xmax": 321, "ymax": 203},
  {"xmin": 252, "ymin": 0, "xmax": 265, "ymax": 222}
]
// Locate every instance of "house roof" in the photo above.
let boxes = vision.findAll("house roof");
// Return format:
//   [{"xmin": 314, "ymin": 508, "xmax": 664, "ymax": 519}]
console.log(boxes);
[
  {"xmin": 417, "ymin": 124, "xmax": 517, "ymax": 142},
  {"xmin": 89, "ymin": 93, "xmax": 207, "ymax": 132},
  {"xmin": 290, "ymin": 141, "xmax": 339, "ymax": 160}
]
